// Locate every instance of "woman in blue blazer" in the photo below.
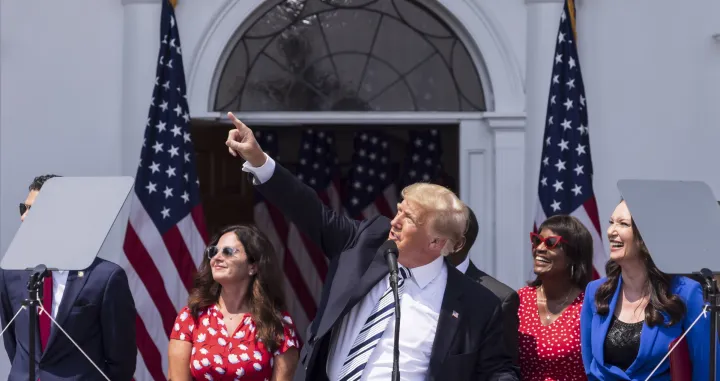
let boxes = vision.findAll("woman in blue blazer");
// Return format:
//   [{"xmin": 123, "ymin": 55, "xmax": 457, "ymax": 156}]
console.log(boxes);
[{"xmin": 580, "ymin": 200, "xmax": 713, "ymax": 380}]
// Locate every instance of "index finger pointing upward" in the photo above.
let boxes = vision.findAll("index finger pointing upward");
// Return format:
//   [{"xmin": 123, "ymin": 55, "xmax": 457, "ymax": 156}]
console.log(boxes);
[{"xmin": 227, "ymin": 112, "xmax": 245, "ymax": 129}]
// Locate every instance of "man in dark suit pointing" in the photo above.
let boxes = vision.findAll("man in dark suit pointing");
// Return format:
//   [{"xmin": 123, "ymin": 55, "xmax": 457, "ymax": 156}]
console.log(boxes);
[
  {"xmin": 447, "ymin": 207, "xmax": 520, "ymax": 365},
  {"xmin": 225, "ymin": 112, "xmax": 519, "ymax": 381}
]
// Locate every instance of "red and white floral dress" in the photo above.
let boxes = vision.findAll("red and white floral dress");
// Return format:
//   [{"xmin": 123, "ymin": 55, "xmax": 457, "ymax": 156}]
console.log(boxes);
[
  {"xmin": 170, "ymin": 305, "xmax": 300, "ymax": 381},
  {"xmin": 517, "ymin": 286, "xmax": 587, "ymax": 381}
]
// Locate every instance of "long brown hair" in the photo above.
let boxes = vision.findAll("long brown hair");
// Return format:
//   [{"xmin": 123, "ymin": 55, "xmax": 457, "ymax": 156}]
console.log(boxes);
[
  {"xmin": 187, "ymin": 225, "xmax": 287, "ymax": 352},
  {"xmin": 594, "ymin": 212, "xmax": 686, "ymax": 326}
]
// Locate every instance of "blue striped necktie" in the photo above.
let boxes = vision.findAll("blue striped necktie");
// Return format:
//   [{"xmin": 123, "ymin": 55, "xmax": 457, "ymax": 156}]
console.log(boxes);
[{"xmin": 338, "ymin": 267, "xmax": 411, "ymax": 381}]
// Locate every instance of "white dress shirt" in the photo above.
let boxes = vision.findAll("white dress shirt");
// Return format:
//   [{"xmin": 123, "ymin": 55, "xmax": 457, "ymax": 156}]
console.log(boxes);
[
  {"xmin": 327, "ymin": 256, "xmax": 446, "ymax": 381},
  {"xmin": 456, "ymin": 255, "xmax": 470, "ymax": 274},
  {"xmin": 242, "ymin": 155, "xmax": 448, "ymax": 380},
  {"xmin": 49, "ymin": 270, "xmax": 69, "ymax": 319}
]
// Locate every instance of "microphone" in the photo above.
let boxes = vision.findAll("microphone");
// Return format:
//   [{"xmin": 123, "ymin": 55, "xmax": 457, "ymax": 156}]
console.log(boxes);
[
  {"xmin": 380, "ymin": 240, "xmax": 401, "ymax": 381},
  {"xmin": 382, "ymin": 240, "xmax": 399, "ymax": 278}
]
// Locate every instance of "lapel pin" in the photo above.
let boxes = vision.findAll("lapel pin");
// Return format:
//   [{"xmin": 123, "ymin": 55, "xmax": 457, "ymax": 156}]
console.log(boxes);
[
  {"xmin": 452, "ymin": 311, "xmax": 459, "ymax": 318},
  {"xmin": 78, "ymin": 271, "xmax": 84, "ymax": 278}
]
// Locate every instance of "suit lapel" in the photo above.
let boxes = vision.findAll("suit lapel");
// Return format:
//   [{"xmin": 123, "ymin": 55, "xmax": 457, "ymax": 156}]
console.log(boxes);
[
  {"xmin": 465, "ymin": 261, "xmax": 480, "ymax": 280},
  {"xmin": 43, "ymin": 270, "xmax": 90, "ymax": 355},
  {"xmin": 316, "ymin": 248, "xmax": 388, "ymax": 338},
  {"xmin": 593, "ymin": 276, "xmax": 622, "ymax": 367},
  {"xmin": 428, "ymin": 266, "xmax": 464, "ymax": 380}
]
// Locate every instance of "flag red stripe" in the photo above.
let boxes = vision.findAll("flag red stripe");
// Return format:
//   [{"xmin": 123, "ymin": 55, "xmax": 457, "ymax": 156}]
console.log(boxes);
[
  {"xmin": 161, "ymin": 226, "xmax": 197, "ymax": 292},
  {"xmin": 373, "ymin": 195, "xmax": 394, "ymax": 219},
  {"xmin": 191, "ymin": 205, "xmax": 209, "ymax": 243},
  {"xmin": 123, "ymin": 224, "xmax": 177, "ymax": 335},
  {"xmin": 582, "ymin": 197, "xmax": 602, "ymax": 234},
  {"xmin": 283, "ymin": 247, "xmax": 318, "ymax": 319},
  {"xmin": 299, "ymin": 234, "xmax": 328, "ymax": 280},
  {"xmin": 264, "ymin": 202, "xmax": 318, "ymax": 319},
  {"xmin": 304, "ymin": 189, "xmax": 334, "ymax": 277},
  {"xmin": 265, "ymin": 203, "xmax": 290, "ymax": 247},
  {"xmin": 317, "ymin": 191, "xmax": 331, "ymax": 207},
  {"xmin": 265, "ymin": 198, "xmax": 327, "ymax": 279},
  {"xmin": 582, "ymin": 197, "xmax": 603, "ymax": 280},
  {"xmin": 135, "ymin": 313, "xmax": 166, "ymax": 381}
]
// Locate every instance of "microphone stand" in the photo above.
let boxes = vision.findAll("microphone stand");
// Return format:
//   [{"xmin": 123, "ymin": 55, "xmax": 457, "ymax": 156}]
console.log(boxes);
[
  {"xmin": 389, "ymin": 269, "xmax": 400, "ymax": 381},
  {"xmin": 22, "ymin": 264, "xmax": 49, "ymax": 381},
  {"xmin": 700, "ymin": 268, "xmax": 718, "ymax": 381}
]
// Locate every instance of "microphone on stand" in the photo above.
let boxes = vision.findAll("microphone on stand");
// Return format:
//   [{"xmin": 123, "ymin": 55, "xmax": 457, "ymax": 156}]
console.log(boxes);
[{"xmin": 381, "ymin": 240, "xmax": 401, "ymax": 381}]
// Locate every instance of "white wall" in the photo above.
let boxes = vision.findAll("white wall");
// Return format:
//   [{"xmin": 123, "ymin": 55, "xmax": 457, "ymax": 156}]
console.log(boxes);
[
  {"xmin": 578, "ymin": 0, "xmax": 720, "ymax": 227},
  {"xmin": 2, "ymin": 0, "xmax": 720, "ymax": 376},
  {"xmin": 0, "ymin": 0, "xmax": 125, "ymax": 375},
  {"xmin": 524, "ymin": 0, "xmax": 720, "ymax": 283}
]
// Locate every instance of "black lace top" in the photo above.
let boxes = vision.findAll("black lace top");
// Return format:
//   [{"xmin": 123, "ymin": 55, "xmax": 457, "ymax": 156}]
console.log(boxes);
[{"xmin": 603, "ymin": 315, "xmax": 644, "ymax": 370}]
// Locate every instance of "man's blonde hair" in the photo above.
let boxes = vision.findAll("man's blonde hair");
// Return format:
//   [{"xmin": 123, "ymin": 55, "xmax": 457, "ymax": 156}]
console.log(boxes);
[{"xmin": 400, "ymin": 183, "xmax": 469, "ymax": 256}]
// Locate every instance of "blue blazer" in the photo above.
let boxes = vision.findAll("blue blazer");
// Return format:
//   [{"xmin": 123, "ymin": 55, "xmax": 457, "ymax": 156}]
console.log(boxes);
[
  {"xmin": 581, "ymin": 275, "xmax": 715, "ymax": 381},
  {"xmin": 0, "ymin": 257, "xmax": 137, "ymax": 381}
]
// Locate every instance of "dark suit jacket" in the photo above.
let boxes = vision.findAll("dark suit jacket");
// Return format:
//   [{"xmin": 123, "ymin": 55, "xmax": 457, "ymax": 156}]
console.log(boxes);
[
  {"xmin": 465, "ymin": 261, "xmax": 519, "ymax": 365},
  {"xmin": 0, "ymin": 257, "xmax": 136, "ymax": 381},
  {"xmin": 253, "ymin": 163, "xmax": 519, "ymax": 381}
]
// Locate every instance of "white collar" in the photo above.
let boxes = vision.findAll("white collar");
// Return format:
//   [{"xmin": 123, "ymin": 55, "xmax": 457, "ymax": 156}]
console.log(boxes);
[
  {"xmin": 456, "ymin": 255, "xmax": 471, "ymax": 274},
  {"xmin": 405, "ymin": 255, "xmax": 445, "ymax": 290}
]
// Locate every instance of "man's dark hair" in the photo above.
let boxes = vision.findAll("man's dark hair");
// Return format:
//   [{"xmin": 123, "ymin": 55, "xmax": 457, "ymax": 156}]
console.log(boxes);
[
  {"xmin": 29, "ymin": 174, "xmax": 61, "ymax": 191},
  {"xmin": 463, "ymin": 207, "xmax": 479, "ymax": 254}
]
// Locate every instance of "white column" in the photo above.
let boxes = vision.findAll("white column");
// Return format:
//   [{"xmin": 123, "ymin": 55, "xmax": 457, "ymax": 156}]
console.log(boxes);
[
  {"xmin": 121, "ymin": 0, "xmax": 163, "ymax": 176},
  {"xmin": 523, "ymin": 0, "xmax": 564, "ymax": 284},
  {"xmin": 458, "ymin": 119, "xmax": 494, "ymax": 279},
  {"xmin": 485, "ymin": 113, "xmax": 527, "ymax": 290}
]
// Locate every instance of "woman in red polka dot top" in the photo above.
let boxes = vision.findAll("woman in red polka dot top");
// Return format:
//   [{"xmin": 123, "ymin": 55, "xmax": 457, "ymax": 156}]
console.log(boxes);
[
  {"xmin": 518, "ymin": 215, "xmax": 594, "ymax": 381},
  {"xmin": 167, "ymin": 225, "xmax": 300, "ymax": 381}
]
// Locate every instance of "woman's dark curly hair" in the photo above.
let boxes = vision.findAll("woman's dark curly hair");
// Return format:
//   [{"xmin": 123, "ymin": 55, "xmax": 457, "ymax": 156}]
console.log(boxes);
[
  {"xmin": 187, "ymin": 225, "xmax": 287, "ymax": 353},
  {"xmin": 594, "ymin": 202, "xmax": 686, "ymax": 326},
  {"xmin": 529, "ymin": 215, "xmax": 595, "ymax": 290}
]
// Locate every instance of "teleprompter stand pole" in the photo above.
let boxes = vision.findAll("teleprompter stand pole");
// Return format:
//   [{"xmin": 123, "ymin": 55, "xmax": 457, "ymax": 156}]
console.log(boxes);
[
  {"xmin": 22, "ymin": 264, "xmax": 49, "ymax": 381},
  {"xmin": 700, "ymin": 268, "xmax": 718, "ymax": 381}
]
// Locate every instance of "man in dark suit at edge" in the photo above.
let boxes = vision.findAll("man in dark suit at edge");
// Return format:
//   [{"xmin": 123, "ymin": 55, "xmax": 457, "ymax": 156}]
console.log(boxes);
[
  {"xmin": 0, "ymin": 174, "xmax": 136, "ymax": 380},
  {"xmin": 225, "ymin": 112, "xmax": 519, "ymax": 381},
  {"xmin": 447, "ymin": 207, "xmax": 520, "ymax": 365}
]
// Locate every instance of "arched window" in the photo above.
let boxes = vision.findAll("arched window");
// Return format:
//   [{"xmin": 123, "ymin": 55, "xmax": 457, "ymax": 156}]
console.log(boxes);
[{"xmin": 214, "ymin": 0, "xmax": 486, "ymax": 112}]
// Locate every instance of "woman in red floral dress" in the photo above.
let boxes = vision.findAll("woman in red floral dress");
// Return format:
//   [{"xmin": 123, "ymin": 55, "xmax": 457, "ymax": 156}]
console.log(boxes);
[
  {"xmin": 517, "ymin": 215, "xmax": 594, "ymax": 381},
  {"xmin": 168, "ymin": 225, "xmax": 300, "ymax": 381}
]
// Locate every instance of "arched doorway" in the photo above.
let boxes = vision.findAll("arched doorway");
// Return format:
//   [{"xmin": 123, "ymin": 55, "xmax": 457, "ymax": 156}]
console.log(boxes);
[
  {"xmin": 189, "ymin": 0, "xmax": 528, "ymax": 335},
  {"xmin": 212, "ymin": 0, "xmax": 487, "ymax": 113}
]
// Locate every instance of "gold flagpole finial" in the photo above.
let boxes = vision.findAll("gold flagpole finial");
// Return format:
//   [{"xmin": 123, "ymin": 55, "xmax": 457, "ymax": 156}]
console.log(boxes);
[
  {"xmin": 567, "ymin": 0, "xmax": 577, "ymax": 40},
  {"xmin": 169, "ymin": 0, "xmax": 177, "ymax": 8}
]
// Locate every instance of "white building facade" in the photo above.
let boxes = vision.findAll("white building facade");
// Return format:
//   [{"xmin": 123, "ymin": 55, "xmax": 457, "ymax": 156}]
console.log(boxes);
[{"xmin": 1, "ymin": 0, "xmax": 719, "ymax": 377}]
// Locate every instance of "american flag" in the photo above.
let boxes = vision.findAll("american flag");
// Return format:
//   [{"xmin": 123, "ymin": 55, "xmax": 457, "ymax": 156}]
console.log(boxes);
[
  {"xmin": 399, "ymin": 129, "xmax": 445, "ymax": 190},
  {"xmin": 534, "ymin": 0, "xmax": 607, "ymax": 278},
  {"xmin": 254, "ymin": 129, "xmax": 343, "ymax": 340},
  {"xmin": 121, "ymin": 1, "xmax": 208, "ymax": 379},
  {"xmin": 345, "ymin": 131, "xmax": 397, "ymax": 220}
]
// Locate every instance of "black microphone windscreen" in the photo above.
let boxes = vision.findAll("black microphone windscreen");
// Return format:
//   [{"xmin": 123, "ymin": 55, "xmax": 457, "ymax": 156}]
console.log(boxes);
[
  {"xmin": 379, "ymin": 239, "xmax": 398, "ymax": 255},
  {"xmin": 381, "ymin": 240, "xmax": 399, "ymax": 274}
]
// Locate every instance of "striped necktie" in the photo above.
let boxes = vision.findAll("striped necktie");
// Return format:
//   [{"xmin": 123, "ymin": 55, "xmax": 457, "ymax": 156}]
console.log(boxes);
[{"xmin": 338, "ymin": 267, "xmax": 411, "ymax": 381}]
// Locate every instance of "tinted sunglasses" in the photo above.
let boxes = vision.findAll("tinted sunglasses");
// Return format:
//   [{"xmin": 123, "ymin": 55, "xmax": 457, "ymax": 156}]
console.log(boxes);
[
  {"xmin": 19, "ymin": 203, "xmax": 31, "ymax": 216},
  {"xmin": 530, "ymin": 232, "xmax": 567, "ymax": 249},
  {"xmin": 206, "ymin": 245, "xmax": 241, "ymax": 260}
]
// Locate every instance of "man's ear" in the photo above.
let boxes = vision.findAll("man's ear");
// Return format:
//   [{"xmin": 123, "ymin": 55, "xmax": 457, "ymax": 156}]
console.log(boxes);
[
  {"xmin": 430, "ymin": 237, "xmax": 447, "ymax": 251},
  {"xmin": 453, "ymin": 237, "xmax": 467, "ymax": 253}
]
